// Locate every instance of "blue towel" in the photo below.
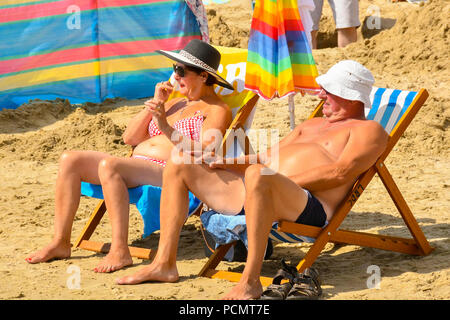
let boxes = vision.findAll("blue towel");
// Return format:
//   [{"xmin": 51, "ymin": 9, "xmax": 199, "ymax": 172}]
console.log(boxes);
[{"xmin": 80, "ymin": 182, "xmax": 201, "ymax": 238}]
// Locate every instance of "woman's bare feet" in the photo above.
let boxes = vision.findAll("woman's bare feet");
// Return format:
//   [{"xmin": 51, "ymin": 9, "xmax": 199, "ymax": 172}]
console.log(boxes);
[
  {"xmin": 25, "ymin": 241, "xmax": 71, "ymax": 264},
  {"xmin": 222, "ymin": 279, "xmax": 263, "ymax": 300},
  {"xmin": 94, "ymin": 248, "xmax": 133, "ymax": 273},
  {"xmin": 116, "ymin": 261, "xmax": 179, "ymax": 285}
]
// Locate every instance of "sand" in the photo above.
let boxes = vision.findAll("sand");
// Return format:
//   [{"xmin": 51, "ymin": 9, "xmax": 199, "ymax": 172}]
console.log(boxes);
[{"xmin": 0, "ymin": 0, "xmax": 448, "ymax": 300}]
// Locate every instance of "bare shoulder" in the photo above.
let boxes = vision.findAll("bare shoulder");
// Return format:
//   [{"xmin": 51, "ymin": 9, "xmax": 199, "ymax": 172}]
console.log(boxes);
[
  {"xmin": 355, "ymin": 119, "xmax": 388, "ymax": 137},
  {"xmin": 351, "ymin": 119, "xmax": 389, "ymax": 148},
  {"xmin": 204, "ymin": 99, "xmax": 232, "ymax": 119}
]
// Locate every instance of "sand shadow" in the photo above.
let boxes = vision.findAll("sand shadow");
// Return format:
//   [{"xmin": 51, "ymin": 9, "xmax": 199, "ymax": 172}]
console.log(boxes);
[
  {"xmin": 361, "ymin": 17, "xmax": 397, "ymax": 39},
  {"xmin": 129, "ymin": 225, "xmax": 207, "ymax": 262}
]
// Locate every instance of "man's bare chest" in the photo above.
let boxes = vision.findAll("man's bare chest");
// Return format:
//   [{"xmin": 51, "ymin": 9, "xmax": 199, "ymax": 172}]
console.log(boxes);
[{"xmin": 293, "ymin": 125, "xmax": 352, "ymax": 159}]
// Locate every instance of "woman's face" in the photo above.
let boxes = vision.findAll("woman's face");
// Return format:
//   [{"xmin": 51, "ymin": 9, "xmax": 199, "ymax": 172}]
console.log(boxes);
[{"xmin": 173, "ymin": 64, "xmax": 206, "ymax": 99}]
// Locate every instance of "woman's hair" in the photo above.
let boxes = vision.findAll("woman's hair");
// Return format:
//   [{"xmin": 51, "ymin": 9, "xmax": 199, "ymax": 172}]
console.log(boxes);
[{"xmin": 186, "ymin": 65, "xmax": 216, "ymax": 86}]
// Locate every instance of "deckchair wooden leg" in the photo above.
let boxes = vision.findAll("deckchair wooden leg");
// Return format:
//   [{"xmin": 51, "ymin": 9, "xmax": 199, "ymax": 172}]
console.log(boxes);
[
  {"xmin": 295, "ymin": 230, "xmax": 331, "ymax": 274},
  {"xmin": 198, "ymin": 242, "xmax": 235, "ymax": 277},
  {"xmin": 198, "ymin": 242, "xmax": 274, "ymax": 287},
  {"xmin": 279, "ymin": 221, "xmax": 425, "ymax": 255},
  {"xmin": 293, "ymin": 167, "xmax": 378, "ymax": 273},
  {"xmin": 376, "ymin": 162, "xmax": 434, "ymax": 255},
  {"xmin": 77, "ymin": 240, "xmax": 156, "ymax": 260},
  {"xmin": 74, "ymin": 199, "xmax": 106, "ymax": 248}
]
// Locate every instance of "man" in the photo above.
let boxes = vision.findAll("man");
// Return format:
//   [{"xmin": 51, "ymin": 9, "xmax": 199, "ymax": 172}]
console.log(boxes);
[
  {"xmin": 310, "ymin": 0, "xmax": 360, "ymax": 49},
  {"xmin": 116, "ymin": 60, "xmax": 389, "ymax": 300}
]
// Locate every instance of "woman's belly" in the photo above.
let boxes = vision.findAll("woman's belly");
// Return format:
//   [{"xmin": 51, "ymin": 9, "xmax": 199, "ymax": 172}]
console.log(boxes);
[{"xmin": 132, "ymin": 136, "xmax": 173, "ymax": 161}]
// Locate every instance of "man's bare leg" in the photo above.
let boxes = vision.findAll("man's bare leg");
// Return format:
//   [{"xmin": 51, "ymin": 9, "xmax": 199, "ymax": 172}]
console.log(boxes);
[
  {"xmin": 223, "ymin": 164, "xmax": 309, "ymax": 300},
  {"xmin": 116, "ymin": 160, "xmax": 245, "ymax": 285},
  {"xmin": 26, "ymin": 151, "xmax": 109, "ymax": 263},
  {"xmin": 93, "ymin": 157, "xmax": 164, "ymax": 273},
  {"xmin": 337, "ymin": 27, "xmax": 357, "ymax": 48}
]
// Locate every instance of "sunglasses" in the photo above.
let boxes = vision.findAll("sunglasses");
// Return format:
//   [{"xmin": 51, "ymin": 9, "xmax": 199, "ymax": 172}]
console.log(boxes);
[{"xmin": 173, "ymin": 64, "xmax": 187, "ymax": 78}]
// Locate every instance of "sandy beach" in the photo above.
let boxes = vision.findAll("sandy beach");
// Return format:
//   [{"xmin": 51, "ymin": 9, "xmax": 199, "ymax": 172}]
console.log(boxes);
[{"xmin": 0, "ymin": 0, "xmax": 448, "ymax": 300}]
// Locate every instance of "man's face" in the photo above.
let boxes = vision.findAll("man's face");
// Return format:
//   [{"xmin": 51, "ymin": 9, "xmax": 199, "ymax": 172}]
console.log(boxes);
[{"xmin": 318, "ymin": 87, "xmax": 354, "ymax": 117}]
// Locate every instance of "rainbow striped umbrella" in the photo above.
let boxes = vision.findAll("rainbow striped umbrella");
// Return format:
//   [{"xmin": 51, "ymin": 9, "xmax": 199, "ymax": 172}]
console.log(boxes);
[{"xmin": 245, "ymin": 0, "xmax": 320, "ymax": 126}]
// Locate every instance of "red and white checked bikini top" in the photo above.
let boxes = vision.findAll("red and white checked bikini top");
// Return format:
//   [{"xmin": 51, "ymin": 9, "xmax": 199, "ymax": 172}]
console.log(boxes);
[{"xmin": 148, "ymin": 110, "xmax": 204, "ymax": 142}]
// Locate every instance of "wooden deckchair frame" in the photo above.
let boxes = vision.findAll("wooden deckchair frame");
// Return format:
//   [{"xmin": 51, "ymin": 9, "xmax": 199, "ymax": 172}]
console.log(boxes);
[
  {"xmin": 198, "ymin": 88, "xmax": 434, "ymax": 287},
  {"xmin": 73, "ymin": 94, "xmax": 260, "ymax": 260}
]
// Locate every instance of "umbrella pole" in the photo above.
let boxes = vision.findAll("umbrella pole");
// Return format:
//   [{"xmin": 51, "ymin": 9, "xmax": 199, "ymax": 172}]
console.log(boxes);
[{"xmin": 288, "ymin": 95, "xmax": 295, "ymax": 130}]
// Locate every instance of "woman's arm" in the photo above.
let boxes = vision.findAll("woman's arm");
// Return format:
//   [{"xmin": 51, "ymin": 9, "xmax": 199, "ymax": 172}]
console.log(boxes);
[
  {"xmin": 122, "ymin": 103, "xmax": 153, "ymax": 146},
  {"xmin": 123, "ymin": 81, "xmax": 174, "ymax": 146}
]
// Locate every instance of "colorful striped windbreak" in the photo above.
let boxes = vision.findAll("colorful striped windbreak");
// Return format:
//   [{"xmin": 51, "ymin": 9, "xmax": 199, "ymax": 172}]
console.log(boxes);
[
  {"xmin": 245, "ymin": 0, "xmax": 320, "ymax": 100},
  {"xmin": 0, "ymin": 0, "xmax": 202, "ymax": 110}
]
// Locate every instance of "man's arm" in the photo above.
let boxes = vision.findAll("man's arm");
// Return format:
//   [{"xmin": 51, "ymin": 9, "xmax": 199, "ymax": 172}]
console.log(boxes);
[
  {"xmin": 207, "ymin": 120, "xmax": 307, "ymax": 174},
  {"xmin": 289, "ymin": 121, "xmax": 389, "ymax": 191}
]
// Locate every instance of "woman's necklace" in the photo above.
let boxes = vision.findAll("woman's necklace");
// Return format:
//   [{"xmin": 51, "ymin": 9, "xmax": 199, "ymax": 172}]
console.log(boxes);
[{"xmin": 178, "ymin": 98, "xmax": 195, "ymax": 119}]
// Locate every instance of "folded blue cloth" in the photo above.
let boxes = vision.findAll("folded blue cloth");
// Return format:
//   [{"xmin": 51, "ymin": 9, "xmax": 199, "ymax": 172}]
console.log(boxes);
[
  {"xmin": 200, "ymin": 209, "xmax": 248, "ymax": 261},
  {"xmin": 200, "ymin": 209, "xmax": 281, "ymax": 262},
  {"xmin": 81, "ymin": 182, "xmax": 201, "ymax": 238},
  {"xmin": 200, "ymin": 209, "xmax": 248, "ymax": 247}
]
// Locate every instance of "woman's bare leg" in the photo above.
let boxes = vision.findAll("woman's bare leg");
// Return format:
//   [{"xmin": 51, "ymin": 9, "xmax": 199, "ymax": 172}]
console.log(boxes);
[
  {"xmin": 93, "ymin": 156, "xmax": 164, "ymax": 273},
  {"xmin": 223, "ymin": 164, "xmax": 309, "ymax": 300},
  {"xmin": 26, "ymin": 150, "xmax": 110, "ymax": 263},
  {"xmin": 117, "ymin": 160, "xmax": 245, "ymax": 285}
]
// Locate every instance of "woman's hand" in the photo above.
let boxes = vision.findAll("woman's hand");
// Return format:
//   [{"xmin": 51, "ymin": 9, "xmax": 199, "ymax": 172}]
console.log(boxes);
[
  {"xmin": 144, "ymin": 99, "xmax": 169, "ymax": 131},
  {"xmin": 154, "ymin": 81, "xmax": 173, "ymax": 103},
  {"xmin": 144, "ymin": 81, "xmax": 174, "ymax": 131}
]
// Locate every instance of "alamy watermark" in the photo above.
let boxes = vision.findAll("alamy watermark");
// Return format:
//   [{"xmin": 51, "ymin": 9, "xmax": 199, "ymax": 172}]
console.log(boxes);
[
  {"xmin": 365, "ymin": 5, "xmax": 381, "ymax": 30},
  {"xmin": 169, "ymin": 128, "xmax": 280, "ymax": 175},
  {"xmin": 66, "ymin": 5, "xmax": 81, "ymax": 30},
  {"xmin": 366, "ymin": 265, "xmax": 381, "ymax": 289},
  {"xmin": 66, "ymin": 265, "xmax": 81, "ymax": 289}
]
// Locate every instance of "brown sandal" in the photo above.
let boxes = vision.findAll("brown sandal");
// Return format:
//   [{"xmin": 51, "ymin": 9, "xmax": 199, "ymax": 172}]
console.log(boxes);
[
  {"xmin": 260, "ymin": 260, "xmax": 296, "ymax": 300},
  {"xmin": 260, "ymin": 269, "xmax": 293, "ymax": 300},
  {"xmin": 286, "ymin": 268, "xmax": 322, "ymax": 300}
]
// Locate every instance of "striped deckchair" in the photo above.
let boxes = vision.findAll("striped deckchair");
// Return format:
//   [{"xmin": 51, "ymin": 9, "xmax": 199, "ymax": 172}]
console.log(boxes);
[
  {"xmin": 199, "ymin": 86, "xmax": 434, "ymax": 286},
  {"xmin": 74, "ymin": 46, "xmax": 259, "ymax": 260}
]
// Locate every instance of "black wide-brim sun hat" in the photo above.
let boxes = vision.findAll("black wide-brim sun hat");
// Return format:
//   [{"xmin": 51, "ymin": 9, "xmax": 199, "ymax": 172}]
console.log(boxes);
[{"xmin": 156, "ymin": 39, "xmax": 234, "ymax": 91}]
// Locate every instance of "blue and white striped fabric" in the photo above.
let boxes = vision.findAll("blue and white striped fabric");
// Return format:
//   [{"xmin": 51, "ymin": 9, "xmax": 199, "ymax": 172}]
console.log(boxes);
[
  {"xmin": 269, "ymin": 222, "xmax": 321, "ymax": 243},
  {"xmin": 268, "ymin": 86, "xmax": 419, "ymax": 244},
  {"xmin": 366, "ymin": 87, "xmax": 418, "ymax": 134}
]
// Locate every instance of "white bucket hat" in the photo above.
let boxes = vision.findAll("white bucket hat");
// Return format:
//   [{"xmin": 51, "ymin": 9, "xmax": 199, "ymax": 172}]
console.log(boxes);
[{"xmin": 315, "ymin": 60, "xmax": 375, "ymax": 108}]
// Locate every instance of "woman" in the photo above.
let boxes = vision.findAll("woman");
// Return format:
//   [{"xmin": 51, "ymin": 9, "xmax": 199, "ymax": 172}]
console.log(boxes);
[{"xmin": 25, "ymin": 40, "xmax": 234, "ymax": 273}]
